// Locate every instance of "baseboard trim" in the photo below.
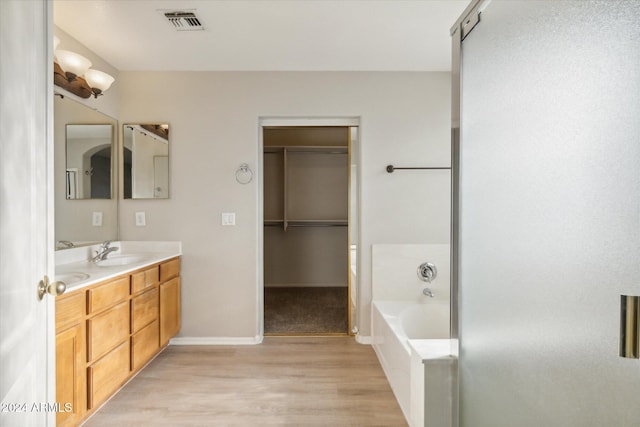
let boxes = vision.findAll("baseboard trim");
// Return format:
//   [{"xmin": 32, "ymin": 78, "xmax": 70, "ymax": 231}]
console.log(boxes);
[
  {"xmin": 170, "ymin": 336, "xmax": 263, "ymax": 345},
  {"xmin": 355, "ymin": 334, "xmax": 373, "ymax": 344}
]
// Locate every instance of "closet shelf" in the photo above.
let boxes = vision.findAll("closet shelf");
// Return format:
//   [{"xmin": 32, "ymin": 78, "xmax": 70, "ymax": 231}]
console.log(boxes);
[
  {"xmin": 264, "ymin": 219, "xmax": 348, "ymax": 228},
  {"xmin": 264, "ymin": 145, "xmax": 348, "ymax": 154}
]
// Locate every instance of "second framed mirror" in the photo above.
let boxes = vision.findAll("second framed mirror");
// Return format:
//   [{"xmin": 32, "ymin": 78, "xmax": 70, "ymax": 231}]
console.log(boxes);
[{"xmin": 123, "ymin": 124, "xmax": 169, "ymax": 199}]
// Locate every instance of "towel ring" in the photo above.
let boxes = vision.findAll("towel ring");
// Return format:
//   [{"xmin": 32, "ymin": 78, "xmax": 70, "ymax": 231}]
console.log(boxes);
[{"xmin": 236, "ymin": 163, "xmax": 253, "ymax": 184}]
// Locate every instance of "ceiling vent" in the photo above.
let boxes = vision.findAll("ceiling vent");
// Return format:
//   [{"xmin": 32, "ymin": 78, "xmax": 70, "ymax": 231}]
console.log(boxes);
[{"xmin": 163, "ymin": 11, "xmax": 204, "ymax": 31}]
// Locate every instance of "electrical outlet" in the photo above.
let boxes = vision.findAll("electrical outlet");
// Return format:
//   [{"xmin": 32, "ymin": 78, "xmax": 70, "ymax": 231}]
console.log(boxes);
[
  {"xmin": 135, "ymin": 211, "xmax": 146, "ymax": 226},
  {"xmin": 221, "ymin": 212, "xmax": 236, "ymax": 226},
  {"xmin": 92, "ymin": 212, "xmax": 103, "ymax": 227}
]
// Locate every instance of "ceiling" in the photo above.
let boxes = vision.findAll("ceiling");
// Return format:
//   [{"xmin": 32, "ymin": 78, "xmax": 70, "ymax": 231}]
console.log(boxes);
[{"xmin": 53, "ymin": 0, "xmax": 470, "ymax": 72}]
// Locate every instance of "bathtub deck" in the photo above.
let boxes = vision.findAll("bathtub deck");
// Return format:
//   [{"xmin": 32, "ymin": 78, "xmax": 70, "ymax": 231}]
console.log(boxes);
[{"xmin": 83, "ymin": 337, "xmax": 408, "ymax": 426}]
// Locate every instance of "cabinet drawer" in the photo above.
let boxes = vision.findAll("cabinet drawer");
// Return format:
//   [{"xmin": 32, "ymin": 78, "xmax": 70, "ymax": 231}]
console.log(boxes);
[
  {"xmin": 131, "ymin": 287, "xmax": 158, "ymax": 333},
  {"xmin": 87, "ymin": 276, "xmax": 130, "ymax": 314},
  {"xmin": 159, "ymin": 258, "xmax": 180, "ymax": 282},
  {"xmin": 131, "ymin": 320, "xmax": 159, "ymax": 371},
  {"xmin": 87, "ymin": 301, "xmax": 129, "ymax": 362},
  {"xmin": 87, "ymin": 341, "xmax": 130, "ymax": 410},
  {"xmin": 56, "ymin": 291, "xmax": 85, "ymax": 333},
  {"xmin": 131, "ymin": 265, "xmax": 159, "ymax": 294}
]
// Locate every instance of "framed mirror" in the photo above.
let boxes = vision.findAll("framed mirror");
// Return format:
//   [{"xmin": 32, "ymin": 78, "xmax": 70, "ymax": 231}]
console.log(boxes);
[
  {"xmin": 65, "ymin": 124, "xmax": 113, "ymax": 199},
  {"xmin": 123, "ymin": 124, "xmax": 170, "ymax": 199},
  {"xmin": 54, "ymin": 95, "xmax": 118, "ymax": 249}
]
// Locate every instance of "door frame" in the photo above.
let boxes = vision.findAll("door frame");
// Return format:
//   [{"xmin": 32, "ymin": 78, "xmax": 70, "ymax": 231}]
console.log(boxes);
[
  {"xmin": 449, "ymin": 2, "xmax": 493, "ymax": 426},
  {"xmin": 256, "ymin": 117, "xmax": 360, "ymax": 340}
]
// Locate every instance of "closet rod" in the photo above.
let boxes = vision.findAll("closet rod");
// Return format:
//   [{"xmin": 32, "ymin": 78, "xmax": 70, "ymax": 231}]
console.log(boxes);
[
  {"xmin": 386, "ymin": 164, "xmax": 451, "ymax": 173},
  {"xmin": 287, "ymin": 223, "xmax": 348, "ymax": 227},
  {"xmin": 263, "ymin": 223, "xmax": 347, "ymax": 227},
  {"xmin": 288, "ymin": 150, "xmax": 347, "ymax": 154},
  {"xmin": 264, "ymin": 150, "xmax": 347, "ymax": 154}
]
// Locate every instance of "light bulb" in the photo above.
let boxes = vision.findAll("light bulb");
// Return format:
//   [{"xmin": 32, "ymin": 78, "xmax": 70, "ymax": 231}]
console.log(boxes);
[
  {"xmin": 55, "ymin": 50, "xmax": 91, "ymax": 80},
  {"xmin": 84, "ymin": 69, "xmax": 115, "ymax": 97}
]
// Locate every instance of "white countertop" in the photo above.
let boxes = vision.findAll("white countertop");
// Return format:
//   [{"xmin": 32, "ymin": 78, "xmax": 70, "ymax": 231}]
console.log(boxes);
[{"xmin": 55, "ymin": 241, "xmax": 182, "ymax": 292}]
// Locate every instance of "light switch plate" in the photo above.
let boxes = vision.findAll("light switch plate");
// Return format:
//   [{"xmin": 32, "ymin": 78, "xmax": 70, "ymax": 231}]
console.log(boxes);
[
  {"xmin": 92, "ymin": 211, "xmax": 103, "ymax": 227},
  {"xmin": 135, "ymin": 211, "xmax": 146, "ymax": 226},
  {"xmin": 221, "ymin": 212, "xmax": 236, "ymax": 226}
]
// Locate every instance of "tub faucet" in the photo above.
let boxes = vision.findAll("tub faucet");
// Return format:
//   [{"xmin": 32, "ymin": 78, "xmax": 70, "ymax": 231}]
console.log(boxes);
[
  {"xmin": 418, "ymin": 262, "xmax": 437, "ymax": 283},
  {"xmin": 422, "ymin": 288, "xmax": 435, "ymax": 297},
  {"xmin": 92, "ymin": 241, "xmax": 119, "ymax": 262}
]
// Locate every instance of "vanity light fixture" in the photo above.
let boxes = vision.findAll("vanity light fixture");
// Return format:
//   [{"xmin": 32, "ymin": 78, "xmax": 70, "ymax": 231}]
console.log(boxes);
[{"xmin": 53, "ymin": 40, "xmax": 115, "ymax": 99}]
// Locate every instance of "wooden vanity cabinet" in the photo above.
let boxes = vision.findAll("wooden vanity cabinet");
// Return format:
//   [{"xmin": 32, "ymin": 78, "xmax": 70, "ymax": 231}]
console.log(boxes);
[
  {"xmin": 131, "ymin": 265, "xmax": 158, "ymax": 293},
  {"xmin": 131, "ymin": 319, "xmax": 160, "ymax": 371},
  {"xmin": 86, "ymin": 277, "xmax": 131, "ymax": 410},
  {"xmin": 160, "ymin": 276, "xmax": 181, "ymax": 346},
  {"xmin": 130, "ymin": 283, "xmax": 160, "ymax": 370},
  {"xmin": 55, "ymin": 291, "xmax": 86, "ymax": 427},
  {"xmin": 86, "ymin": 276, "xmax": 129, "ymax": 315},
  {"xmin": 87, "ymin": 340, "xmax": 130, "ymax": 409},
  {"xmin": 159, "ymin": 257, "xmax": 181, "ymax": 347},
  {"xmin": 87, "ymin": 300, "xmax": 130, "ymax": 362},
  {"xmin": 55, "ymin": 256, "xmax": 181, "ymax": 427}
]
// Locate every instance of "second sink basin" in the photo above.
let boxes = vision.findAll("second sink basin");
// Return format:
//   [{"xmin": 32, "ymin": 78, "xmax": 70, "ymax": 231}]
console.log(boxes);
[
  {"xmin": 96, "ymin": 255, "xmax": 148, "ymax": 267},
  {"xmin": 55, "ymin": 272, "xmax": 90, "ymax": 285}
]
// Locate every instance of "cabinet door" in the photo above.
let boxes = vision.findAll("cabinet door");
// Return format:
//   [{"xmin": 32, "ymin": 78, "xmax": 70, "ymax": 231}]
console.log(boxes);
[
  {"xmin": 160, "ymin": 277, "xmax": 180, "ymax": 346},
  {"xmin": 56, "ymin": 324, "xmax": 85, "ymax": 427}
]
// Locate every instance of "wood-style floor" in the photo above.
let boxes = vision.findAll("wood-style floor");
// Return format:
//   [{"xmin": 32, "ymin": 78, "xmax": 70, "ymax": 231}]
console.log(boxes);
[{"xmin": 83, "ymin": 337, "xmax": 407, "ymax": 427}]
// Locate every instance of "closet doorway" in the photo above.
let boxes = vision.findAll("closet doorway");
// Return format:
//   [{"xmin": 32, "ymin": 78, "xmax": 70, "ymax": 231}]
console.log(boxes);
[{"xmin": 261, "ymin": 121, "xmax": 359, "ymax": 336}]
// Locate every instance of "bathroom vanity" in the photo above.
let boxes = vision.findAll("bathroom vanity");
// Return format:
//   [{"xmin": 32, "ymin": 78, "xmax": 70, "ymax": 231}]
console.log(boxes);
[{"xmin": 54, "ymin": 242, "xmax": 181, "ymax": 427}]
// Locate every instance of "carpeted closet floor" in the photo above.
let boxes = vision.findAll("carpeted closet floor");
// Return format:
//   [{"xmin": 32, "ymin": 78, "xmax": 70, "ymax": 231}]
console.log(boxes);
[{"xmin": 264, "ymin": 287, "xmax": 348, "ymax": 334}]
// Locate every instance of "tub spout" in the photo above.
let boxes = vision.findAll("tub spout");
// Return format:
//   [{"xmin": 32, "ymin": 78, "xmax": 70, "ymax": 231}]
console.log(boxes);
[{"xmin": 422, "ymin": 288, "xmax": 434, "ymax": 297}]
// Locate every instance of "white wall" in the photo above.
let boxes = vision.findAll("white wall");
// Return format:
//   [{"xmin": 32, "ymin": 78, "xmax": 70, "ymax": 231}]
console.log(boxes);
[
  {"xmin": 117, "ymin": 71, "xmax": 451, "ymax": 338},
  {"xmin": 372, "ymin": 244, "xmax": 450, "ymax": 304}
]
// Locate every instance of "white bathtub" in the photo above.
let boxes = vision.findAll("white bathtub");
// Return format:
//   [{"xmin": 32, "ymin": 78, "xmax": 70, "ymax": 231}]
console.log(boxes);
[{"xmin": 372, "ymin": 301, "xmax": 454, "ymax": 427}]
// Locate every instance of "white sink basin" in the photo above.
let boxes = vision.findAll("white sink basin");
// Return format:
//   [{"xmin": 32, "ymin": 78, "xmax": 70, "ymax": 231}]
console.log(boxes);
[
  {"xmin": 96, "ymin": 255, "xmax": 148, "ymax": 267},
  {"xmin": 55, "ymin": 272, "xmax": 90, "ymax": 285}
]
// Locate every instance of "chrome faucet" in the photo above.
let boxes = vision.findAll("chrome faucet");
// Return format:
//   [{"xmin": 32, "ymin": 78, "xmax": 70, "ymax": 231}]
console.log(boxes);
[
  {"xmin": 418, "ymin": 262, "xmax": 437, "ymax": 283},
  {"xmin": 92, "ymin": 241, "xmax": 119, "ymax": 262},
  {"xmin": 422, "ymin": 288, "xmax": 435, "ymax": 297}
]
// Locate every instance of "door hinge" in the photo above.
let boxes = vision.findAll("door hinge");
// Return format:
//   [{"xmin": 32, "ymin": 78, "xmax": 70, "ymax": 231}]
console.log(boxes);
[{"xmin": 461, "ymin": 11, "xmax": 481, "ymax": 40}]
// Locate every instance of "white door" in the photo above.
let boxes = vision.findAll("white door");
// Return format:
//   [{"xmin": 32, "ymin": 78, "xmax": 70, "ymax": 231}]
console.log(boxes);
[{"xmin": 0, "ymin": 1, "xmax": 55, "ymax": 426}]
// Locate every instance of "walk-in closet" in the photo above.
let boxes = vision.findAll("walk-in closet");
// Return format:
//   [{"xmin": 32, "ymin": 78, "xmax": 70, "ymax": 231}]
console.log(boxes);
[{"xmin": 263, "ymin": 126, "xmax": 350, "ymax": 335}]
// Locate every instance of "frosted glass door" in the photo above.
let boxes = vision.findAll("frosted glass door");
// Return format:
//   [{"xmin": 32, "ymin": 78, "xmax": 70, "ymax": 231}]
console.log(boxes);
[{"xmin": 458, "ymin": 1, "xmax": 640, "ymax": 426}]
